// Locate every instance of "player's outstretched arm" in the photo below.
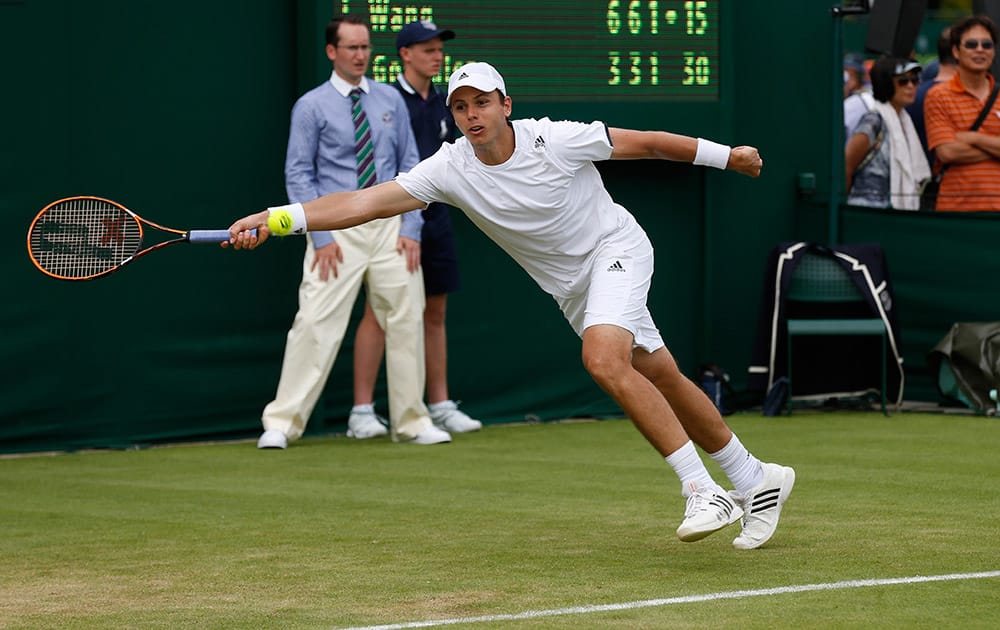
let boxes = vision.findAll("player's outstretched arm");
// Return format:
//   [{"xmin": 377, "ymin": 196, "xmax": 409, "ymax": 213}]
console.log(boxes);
[
  {"xmin": 608, "ymin": 128, "xmax": 762, "ymax": 178},
  {"xmin": 225, "ymin": 181, "xmax": 425, "ymax": 250}
]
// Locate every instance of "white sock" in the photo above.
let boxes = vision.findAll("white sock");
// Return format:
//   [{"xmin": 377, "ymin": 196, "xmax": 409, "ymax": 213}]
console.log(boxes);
[
  {"xmin": 428, "ymin": 400, "xmax": 455, "ymax": 413},
  {"xmin": 351, "ymin": 403, "xmax": 375, "ymax": 414},
  {"xmin": 665, "ymin": 440, "xmax": 724, "ymax": 497},
  {"xmin": 709, "ymin": 434, "xmax": 763, "ymax": 496}
]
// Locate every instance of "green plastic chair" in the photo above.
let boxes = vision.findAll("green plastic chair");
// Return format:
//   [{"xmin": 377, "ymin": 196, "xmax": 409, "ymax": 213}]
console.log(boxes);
[{"xmin": 785, "ymin": 252, "xmax": 888, "ymax": 415}]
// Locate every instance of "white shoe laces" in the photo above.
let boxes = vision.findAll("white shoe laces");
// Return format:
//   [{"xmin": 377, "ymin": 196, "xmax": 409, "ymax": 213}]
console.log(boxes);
[{"xmin": 683, "ymin": 490, "xmax": 713, "ymax": 518}]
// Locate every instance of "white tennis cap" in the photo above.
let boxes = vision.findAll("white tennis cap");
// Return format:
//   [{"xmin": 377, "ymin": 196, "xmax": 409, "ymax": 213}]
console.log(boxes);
[
  {"xmin": 893, "ymin": 60, "xmax": 922, "ymax": 76},
  {"xmin": 446, "ymin": 62, "xmax": 506, "ymax": 105}
]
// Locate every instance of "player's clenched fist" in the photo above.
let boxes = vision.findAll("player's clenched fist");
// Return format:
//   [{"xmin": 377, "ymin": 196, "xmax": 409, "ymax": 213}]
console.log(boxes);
[{"xmin": 729, "ymin": 146, "xmax": 763, "ymax": 178}]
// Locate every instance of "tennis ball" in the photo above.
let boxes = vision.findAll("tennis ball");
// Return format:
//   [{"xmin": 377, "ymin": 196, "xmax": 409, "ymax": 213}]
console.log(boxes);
[{"xmin": 267, "ymin": 209, "xmax": 294, "ymax": 236}]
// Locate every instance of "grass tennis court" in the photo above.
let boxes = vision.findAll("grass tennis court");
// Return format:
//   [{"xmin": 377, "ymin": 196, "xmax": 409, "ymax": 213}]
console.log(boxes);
[{"xmin": 2, "ymin": 413, "xmax": 998, "ymax": 628}]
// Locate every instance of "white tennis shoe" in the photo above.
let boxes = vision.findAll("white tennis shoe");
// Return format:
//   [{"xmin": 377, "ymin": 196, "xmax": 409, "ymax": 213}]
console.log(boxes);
[
  {"xmin": 676, "ymin": 483, "xmax": 743, "ymax": 542},
  {"xmin": 731, "ymin": 463, "xmax": 796, "ymax": 550},
  {"xmin": 430, "ymin": 400, "xmax": 482, "ymax": 433},
  {"xmin": 405, "ymin": 424, "xmax": 452, "ymax": 445},
  {"xmin": 346, "ymin": 410, "xmax": 389, "ymax": 439},
  {"xmin": 257, "ymin": 429, "xmax": 287, "ymax": 449}
]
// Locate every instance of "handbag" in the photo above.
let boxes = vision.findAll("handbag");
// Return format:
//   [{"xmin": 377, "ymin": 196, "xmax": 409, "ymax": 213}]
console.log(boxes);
[{"xmin": 921, "ymin": 84, "xmax": 1000, "ymax": 211}]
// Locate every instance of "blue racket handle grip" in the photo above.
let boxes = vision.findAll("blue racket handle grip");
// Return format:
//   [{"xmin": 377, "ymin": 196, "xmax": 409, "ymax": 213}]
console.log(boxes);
[{"xmin": 188, "ymin": 228, "xmax": 257, "ymax": 243}]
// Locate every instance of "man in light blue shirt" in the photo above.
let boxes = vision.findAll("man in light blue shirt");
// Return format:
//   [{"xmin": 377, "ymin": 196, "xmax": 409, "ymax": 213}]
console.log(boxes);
[{"xmin": 257, "ymin": 15, "xmax": 450, "ymax": 449}]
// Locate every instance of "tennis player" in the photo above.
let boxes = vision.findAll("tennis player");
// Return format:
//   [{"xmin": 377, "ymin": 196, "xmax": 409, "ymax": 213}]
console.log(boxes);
[{"xmin": 228, "ymin": 62, "xmax": 794, "ymax": 549}]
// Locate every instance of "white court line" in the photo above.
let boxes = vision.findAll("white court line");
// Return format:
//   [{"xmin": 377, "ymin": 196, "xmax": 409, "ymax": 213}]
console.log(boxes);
[{"xmin": 337, "ymin": 570, "xmax": 1000, "ymax": 630}]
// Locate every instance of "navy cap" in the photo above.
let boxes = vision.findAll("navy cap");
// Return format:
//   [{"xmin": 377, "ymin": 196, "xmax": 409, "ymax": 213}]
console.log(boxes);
[{"xmin": 396, "ymin": 20, "xmax": 455, "ymax": 49}]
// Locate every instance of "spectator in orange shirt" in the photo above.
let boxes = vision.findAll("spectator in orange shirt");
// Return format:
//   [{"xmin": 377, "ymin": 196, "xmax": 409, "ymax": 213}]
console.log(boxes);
[{"xmin": 925, "ymin": 15, "xmax": 1000, "ymax": 211}]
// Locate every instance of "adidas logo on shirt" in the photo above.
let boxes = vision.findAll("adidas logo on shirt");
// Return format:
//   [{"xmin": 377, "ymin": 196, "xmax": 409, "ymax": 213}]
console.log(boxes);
[
  {"xmin": 607, "ymin": 260, "xmax": 625, "ymax": 272},
  {"xmin": 534, "ymin": 135, "xmax": 546, "ymax": 149}
]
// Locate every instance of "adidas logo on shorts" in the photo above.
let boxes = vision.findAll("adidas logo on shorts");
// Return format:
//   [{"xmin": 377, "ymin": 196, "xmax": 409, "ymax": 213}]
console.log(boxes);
[{"xmin": 607, "ymin": 260, "xmax": 625, "ymax": 272}]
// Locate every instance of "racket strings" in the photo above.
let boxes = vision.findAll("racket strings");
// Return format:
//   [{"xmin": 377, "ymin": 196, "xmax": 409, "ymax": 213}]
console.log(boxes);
[{"xmin": 28, "ymin": 198, "xmax": 142, "ymax": 279}]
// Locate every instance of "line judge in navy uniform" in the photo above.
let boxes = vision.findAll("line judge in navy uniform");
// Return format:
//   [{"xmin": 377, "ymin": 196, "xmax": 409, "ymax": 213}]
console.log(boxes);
[{"xmin": 351, "ymin": 20, "xmax": 483, "ymax": 434}]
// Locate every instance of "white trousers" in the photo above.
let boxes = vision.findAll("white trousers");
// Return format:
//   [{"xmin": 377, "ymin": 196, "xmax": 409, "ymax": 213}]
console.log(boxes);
[{"xmin": 262, "ymin": 217, "xmax": 430, "ymax": 441}]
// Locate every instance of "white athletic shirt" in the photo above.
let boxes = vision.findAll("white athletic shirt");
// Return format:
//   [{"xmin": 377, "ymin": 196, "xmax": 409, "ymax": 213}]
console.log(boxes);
[{"xmin": 395, "ymin": 117, "xmax": 646, "ymax": 299}]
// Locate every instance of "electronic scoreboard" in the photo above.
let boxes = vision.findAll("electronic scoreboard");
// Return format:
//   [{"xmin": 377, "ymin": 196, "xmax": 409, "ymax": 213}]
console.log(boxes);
[{"xmin": 336, "ymin": 1, "xmax": 719, "ymax": 102}]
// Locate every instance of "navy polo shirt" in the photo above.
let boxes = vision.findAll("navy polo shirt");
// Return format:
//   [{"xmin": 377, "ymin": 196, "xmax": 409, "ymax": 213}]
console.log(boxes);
[
  {"xmin": 392, "ymin": 74, "xmax": 461, "ymax": 295},
  {"xmin": 393, "ymin": 75, "xmax": 457, "ymax": 159}
]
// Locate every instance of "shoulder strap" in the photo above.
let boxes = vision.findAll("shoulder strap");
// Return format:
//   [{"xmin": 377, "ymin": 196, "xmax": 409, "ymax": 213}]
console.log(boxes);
[
  {"xmin": 856, "ymin": 113, "xmax": 885, "ymax": 173},
  {"xmin": 971, "ymin": 84, "xmax": 1000, "ymax": 131}
]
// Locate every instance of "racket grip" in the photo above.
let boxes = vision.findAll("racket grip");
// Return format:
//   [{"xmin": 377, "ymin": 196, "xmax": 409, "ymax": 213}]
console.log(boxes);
[{"xmin": 188, "ymin": 229, "xmax": 257, "ymax": 243}]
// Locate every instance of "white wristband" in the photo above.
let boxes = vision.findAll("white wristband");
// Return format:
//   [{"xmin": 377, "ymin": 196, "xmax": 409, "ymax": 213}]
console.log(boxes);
[
  {"xmin": 693, "ymin": 138, "xmax": 731, "ymax": 170},
  {"xmin": 267, "ymin": 202, "xmax": 307, "ymax": 235}
]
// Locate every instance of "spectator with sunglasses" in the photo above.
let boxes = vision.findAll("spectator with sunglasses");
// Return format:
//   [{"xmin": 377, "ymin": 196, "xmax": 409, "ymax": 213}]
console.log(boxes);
[
  {"xmin": 845, "ymin": 56, "xmax": 931, "ymax": 210},
  {"xmin": 925, "ymin": 15, "xmax": 1000, "ymax": 211}
]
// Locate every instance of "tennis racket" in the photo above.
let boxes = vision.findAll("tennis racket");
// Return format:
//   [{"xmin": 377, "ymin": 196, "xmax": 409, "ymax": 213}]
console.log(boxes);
[{"xmin": 26, "ymin": 195, "xmax": 251, "ymax": 281}]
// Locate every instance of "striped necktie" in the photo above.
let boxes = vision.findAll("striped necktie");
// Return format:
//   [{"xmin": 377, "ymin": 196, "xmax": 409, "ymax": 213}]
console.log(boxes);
[{"xmin": 350, "ymin": 88, "xmax": 376, "ymax": 189}]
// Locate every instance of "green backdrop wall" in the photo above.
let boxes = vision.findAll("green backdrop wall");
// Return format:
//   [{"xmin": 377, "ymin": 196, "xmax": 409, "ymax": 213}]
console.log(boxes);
[{"xmin": 2, "ymin": 1, "xmax": 993, "ymax": 454}]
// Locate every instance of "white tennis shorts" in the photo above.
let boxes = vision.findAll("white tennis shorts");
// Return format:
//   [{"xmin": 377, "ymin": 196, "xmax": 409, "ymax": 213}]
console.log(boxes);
[{"xmin": 557, "ymin": 235, "xmax": 664, "ymax": 353}]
